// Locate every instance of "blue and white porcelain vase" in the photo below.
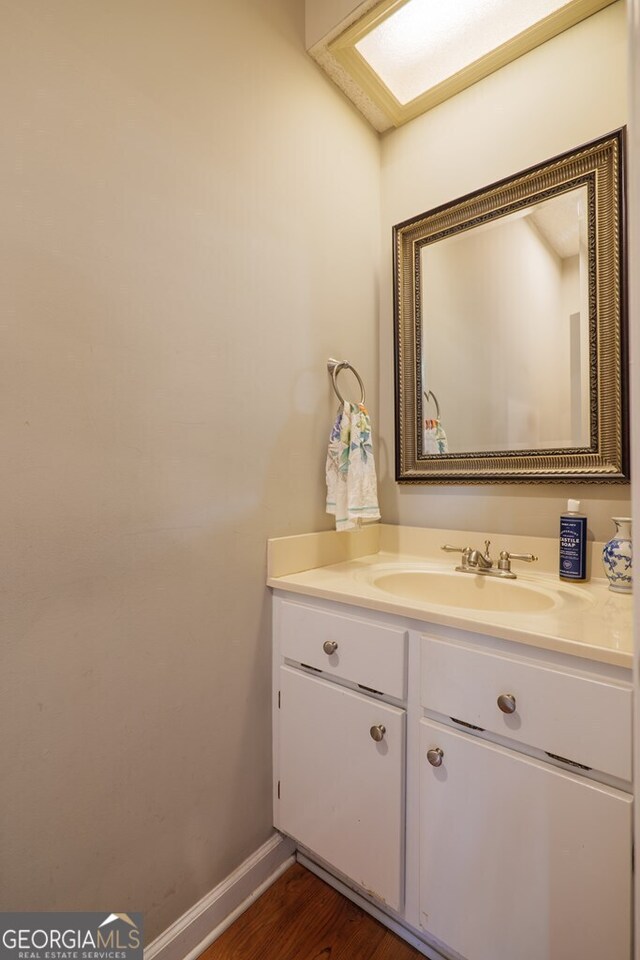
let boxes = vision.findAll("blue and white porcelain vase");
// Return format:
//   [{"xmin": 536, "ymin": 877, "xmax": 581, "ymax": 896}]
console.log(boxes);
[{"xmin": 602, "ymin": 517, "xmax": 632, "ymax": 593}]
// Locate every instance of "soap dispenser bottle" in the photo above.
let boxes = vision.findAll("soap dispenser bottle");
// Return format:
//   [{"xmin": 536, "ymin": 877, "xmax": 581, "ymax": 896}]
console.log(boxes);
[{"xmin": 559, "ymin": 499, "xmax": 587, "ymax": 581}]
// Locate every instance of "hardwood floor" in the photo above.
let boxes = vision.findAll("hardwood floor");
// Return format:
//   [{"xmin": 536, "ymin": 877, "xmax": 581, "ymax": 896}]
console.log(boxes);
[{"xmin": 199, "ymin": 862, "xmax": 424, "ymax": 960}]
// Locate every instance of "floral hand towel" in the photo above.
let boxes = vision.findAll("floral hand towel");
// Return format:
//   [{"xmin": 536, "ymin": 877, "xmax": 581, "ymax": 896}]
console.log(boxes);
[
  {"xmin": 326, "ymin": 402, "xmax": 381, "ymax": 532},
  {"xmin": 424, "ymin": 417, "xmax": 449, "ymax": 454}
]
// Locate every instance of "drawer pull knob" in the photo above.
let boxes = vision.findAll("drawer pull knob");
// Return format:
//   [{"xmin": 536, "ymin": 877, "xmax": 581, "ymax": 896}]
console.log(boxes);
[
  {"xmin": 370, "ymin": 724, "xmax": 386, "ymax": 742},
  {"xmin": 497, "ymin": 693, "xmax": 517, "ymax": 714},
  {"xmin": 427, "ymin": 747, "xmax": 444, "ymax": 767},
  {"xmin": 322, "ymin": 640, "xmax": 338, "ymax": 655}
]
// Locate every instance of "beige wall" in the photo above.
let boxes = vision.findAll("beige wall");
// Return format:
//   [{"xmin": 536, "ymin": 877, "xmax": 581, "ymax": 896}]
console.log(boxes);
[
  {"xmin": 305, "ymin": 0, "xmax": 366, "ymax": 47},
  {"xmin": 379, "ymin": 1, "xmax": 630, "ymax": 541},
  {"xmin": 0, "ymin": 0, "xmax": 380, "ymax": 938}
]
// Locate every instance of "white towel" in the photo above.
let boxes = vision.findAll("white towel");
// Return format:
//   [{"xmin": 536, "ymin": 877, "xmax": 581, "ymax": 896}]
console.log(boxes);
[{"xmin": 326, "ymin": 401, "xmax": 381, "ymax": 532}]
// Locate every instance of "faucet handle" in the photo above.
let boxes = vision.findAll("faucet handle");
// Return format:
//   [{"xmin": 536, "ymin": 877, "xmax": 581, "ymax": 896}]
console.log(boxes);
[
  {"xmin": 442, "ymin": 544, "xmax": 473, "ymax": 568},
  {"xmin": 483, "ymin": 540, "xmax": 491, "ymax": 558},
  {"xmin": 497, "ymin": 550, "xmax": 539, "ymax": 573}
]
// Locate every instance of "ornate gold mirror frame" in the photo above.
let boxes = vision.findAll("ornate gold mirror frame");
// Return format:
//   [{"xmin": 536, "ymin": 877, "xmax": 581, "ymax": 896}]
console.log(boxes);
[{"xmin": 394, "ymin": 129, "xmax": 628, "ymax": 483}]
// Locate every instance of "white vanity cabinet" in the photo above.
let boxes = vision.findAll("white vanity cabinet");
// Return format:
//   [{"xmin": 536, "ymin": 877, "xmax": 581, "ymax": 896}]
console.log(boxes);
[
  {"xmin": 419, "ymin": 633, "xmax": 633, "ymax": 960},
  {"xmin": 419, "ymin": 720, "xmax": 632, "ymax": 960},
  {"xmin": 278, "ymin": 667, "xmax": 405, "ymax": 909},
  {"xmin": 272, "ymin": 592, "xmax": 633, "ymax": 960},
  {"xmin": 274, "ymin": 598, "xmax": 408, "ymax": 911}
]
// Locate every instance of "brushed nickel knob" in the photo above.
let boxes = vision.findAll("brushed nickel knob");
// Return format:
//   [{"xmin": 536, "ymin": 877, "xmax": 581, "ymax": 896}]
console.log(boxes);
[
  {"xmin": 427, "ymin": 747, "xmax": 444, "ymax": 767},
  {"xmin": 370, "ymin": 724, "xmax": 386, "ymax": 742},
  {"xmin": 323, "ymin": 640, "xmax": 338, "ymax": 655},
  {"xmin": 497, "ymin": 693, "xmax": 517, "ymax": 714}
]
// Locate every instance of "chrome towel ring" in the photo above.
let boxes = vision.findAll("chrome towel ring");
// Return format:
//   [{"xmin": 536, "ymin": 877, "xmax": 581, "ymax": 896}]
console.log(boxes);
[
  {"xmin": 327, "ymin": 357, "xmax": 366, "ymax": 406},
  {"xmin": 424, "ymin": 389, "xmax": 441, "ymax": 420}
]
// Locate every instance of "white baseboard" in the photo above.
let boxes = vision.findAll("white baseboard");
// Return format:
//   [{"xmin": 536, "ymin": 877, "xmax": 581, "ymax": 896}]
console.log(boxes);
[{"xmin": 144, "ymin": 833, "xmax": 295, "ymax": 960}]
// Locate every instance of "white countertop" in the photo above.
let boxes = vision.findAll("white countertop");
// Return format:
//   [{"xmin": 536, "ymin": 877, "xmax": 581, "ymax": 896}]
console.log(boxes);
[{"xmin": 267, "ymin": 526, "xmax": 633, "ymax": 669}]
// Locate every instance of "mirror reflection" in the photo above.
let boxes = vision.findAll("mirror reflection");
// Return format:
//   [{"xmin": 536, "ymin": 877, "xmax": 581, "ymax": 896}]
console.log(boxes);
[{"xmin": 420, "ymin": 186, "xmax": 591, "ymax": 455}]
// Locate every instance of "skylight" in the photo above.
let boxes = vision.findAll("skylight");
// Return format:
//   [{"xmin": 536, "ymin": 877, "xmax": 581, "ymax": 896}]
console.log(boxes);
[
  {"xmin": 355, "ymin": 0, "xmax": 579, "ymax": 106},
  {"xmin": 325, "ymin": 0, "xmax": 616, "ymax": 129}
]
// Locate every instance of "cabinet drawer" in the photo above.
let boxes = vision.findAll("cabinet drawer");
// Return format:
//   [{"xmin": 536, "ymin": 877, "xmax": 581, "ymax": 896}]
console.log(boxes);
[
  {"xmin": 421, "ymin": 636, "xmax": 632, "ymax": 780},
  {"xmin": 278, "ymin": 600, "xmax": 407, "ymax": 698}
]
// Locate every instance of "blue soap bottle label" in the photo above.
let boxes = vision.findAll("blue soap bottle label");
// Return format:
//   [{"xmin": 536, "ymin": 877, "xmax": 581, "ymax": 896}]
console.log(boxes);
[{"xmin": 559, "ymin": 516, "xmax": 587, "ymax": 580}]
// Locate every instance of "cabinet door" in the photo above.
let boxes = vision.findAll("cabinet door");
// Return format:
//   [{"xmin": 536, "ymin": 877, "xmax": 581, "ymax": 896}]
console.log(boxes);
[
  {"xmin": 419, "ymin": 720, "xmax": 631, "ymax": 960},
  {"xmin": 278, "ymin": 666, "xmax": 405, "ymax": 910}
]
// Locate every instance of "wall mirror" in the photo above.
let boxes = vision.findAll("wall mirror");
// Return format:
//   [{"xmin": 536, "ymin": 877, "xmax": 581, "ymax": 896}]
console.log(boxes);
[{"xmin": 393, "ymin": 129, "xmax": 627, "ymax": 483}]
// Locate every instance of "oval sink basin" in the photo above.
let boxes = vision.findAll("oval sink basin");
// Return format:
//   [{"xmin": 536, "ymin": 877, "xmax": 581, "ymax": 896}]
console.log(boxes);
[{"xmin": 371, "ymin": 570, "xmax": 589, "ymax": 614}]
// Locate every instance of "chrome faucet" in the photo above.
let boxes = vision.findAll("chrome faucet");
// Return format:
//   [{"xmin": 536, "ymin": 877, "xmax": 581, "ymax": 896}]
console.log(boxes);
[
  {"xmin": 442, "ymin": 540, "xmax": 493, "ymax": 571},
  {"xmin": 441, "ymin": 542, "xmax": 538, "ymax": 579},
  {"xmin": 466, "ymin": 540, "xmax": 493, "ymax": 570}
]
